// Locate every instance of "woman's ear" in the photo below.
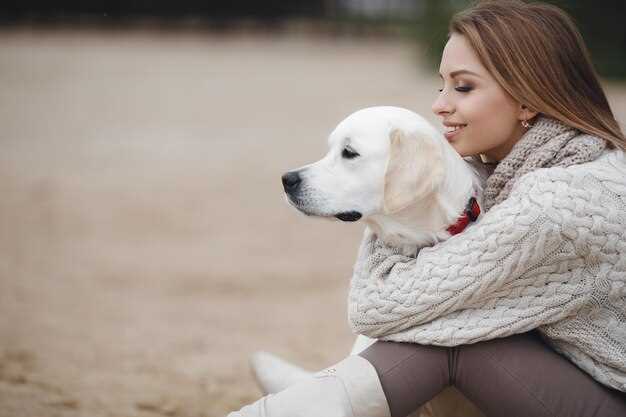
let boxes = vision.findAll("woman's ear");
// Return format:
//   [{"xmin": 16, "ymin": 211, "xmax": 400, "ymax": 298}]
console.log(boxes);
[
  {"xmin": 383, "ymin": 128, "xmax": 444, "ymax": 214},
  {"xmin": 518, "ymin": 104, "xmax": 538, "ymax": 122}
]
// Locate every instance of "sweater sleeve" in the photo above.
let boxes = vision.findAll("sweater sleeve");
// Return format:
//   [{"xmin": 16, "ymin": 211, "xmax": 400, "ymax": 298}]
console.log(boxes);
[{"xmin": 348, "ymin": 170, "xmax": 594, "ymax": 345}]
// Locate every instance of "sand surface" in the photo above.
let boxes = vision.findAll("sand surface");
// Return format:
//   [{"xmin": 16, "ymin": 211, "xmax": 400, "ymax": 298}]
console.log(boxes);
[{"xmin": 1, "ymin": 27, "xmax": 625, "ymax": 417}]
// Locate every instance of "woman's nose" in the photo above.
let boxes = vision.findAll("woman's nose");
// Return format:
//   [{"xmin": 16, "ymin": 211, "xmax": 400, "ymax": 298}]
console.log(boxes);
[{"xmin": 431, "ymin": 91, "xmax": 453, "ymax": 116}]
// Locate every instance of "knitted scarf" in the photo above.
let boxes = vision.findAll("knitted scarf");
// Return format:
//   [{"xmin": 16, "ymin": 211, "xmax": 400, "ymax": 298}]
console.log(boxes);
[{"xmin": 483, "ymin": 116, "xmax": 607, "ymax": 212}]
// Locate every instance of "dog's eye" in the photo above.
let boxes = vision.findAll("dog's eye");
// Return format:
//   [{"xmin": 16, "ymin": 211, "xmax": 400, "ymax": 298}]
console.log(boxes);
[{"xmin": 342, "ymin": 147, "xmax": 360, "ymax": 159}]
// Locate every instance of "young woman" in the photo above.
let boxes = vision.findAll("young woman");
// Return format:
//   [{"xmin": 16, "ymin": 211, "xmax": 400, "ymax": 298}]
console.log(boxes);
[{"xmin": 228, "ymin": 1, "xmax": 626, "ymax": 416}]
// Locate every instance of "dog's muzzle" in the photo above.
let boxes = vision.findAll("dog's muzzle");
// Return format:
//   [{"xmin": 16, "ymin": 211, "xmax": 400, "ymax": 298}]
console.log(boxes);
[{"xmin": 282, "ymin": 170, "xmax": 362, "ymax": 222}]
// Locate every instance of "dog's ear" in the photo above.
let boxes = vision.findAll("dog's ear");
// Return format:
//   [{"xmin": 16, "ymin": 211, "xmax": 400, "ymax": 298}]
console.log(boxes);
[{"xmin": 383, "ymin": 128, "xmax": 444, "ymax": 214}]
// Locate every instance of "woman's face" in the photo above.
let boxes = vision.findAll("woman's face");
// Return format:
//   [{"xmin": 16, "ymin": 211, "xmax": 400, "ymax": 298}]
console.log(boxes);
[{"xmin": 432, "ymin": 33, "xmax": 528, "ymax": 160}]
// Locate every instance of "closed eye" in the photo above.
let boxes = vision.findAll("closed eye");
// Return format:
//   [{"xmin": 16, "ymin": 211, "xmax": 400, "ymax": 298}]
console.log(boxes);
[
  {"xmin": 438, "ymin": 86, "xmax": 473, "ymax": 93},
  {"xmin": 342, "ymin": 146, "xmax": 360, "ymax": 159}
]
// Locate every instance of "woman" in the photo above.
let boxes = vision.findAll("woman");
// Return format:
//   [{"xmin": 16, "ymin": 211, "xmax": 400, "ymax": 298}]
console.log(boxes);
[{"xmin": 228, "ymin": 1, "xmax": 626, "ymax": 416}]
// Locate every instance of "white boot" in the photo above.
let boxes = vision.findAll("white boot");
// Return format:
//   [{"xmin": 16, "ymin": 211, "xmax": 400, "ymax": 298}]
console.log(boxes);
[
  {"xmin": 250, "ymin": 335, "xmax": 377, "ymax": 395},
  {"xmin": 227, "ymin": 355, "xmax": 391, "ymax": 417},
  {"xmin": 250, "ymin": 351, "xmax": 313, "ymax": 394}
]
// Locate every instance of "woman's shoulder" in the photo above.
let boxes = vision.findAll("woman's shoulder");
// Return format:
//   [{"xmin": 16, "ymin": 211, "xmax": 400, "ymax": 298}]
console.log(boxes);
[
  {"xmin": 564, "ymin": 148, "xmax": 626, "ymax": 179},
  {"xmin": 513, "ymin": 149, "xmax": 626, "ymax": 197}
]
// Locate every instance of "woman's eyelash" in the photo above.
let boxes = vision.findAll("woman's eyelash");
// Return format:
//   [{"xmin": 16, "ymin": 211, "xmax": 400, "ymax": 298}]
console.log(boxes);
[{"xmin": 438, "ymin": 86, "xmax": 473, "ymax": 93}]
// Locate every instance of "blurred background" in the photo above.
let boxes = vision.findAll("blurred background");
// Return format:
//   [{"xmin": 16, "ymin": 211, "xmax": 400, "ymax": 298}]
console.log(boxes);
[{"xmin": 1, "ymin": 1, "xmax": 624, "ymax": 417}]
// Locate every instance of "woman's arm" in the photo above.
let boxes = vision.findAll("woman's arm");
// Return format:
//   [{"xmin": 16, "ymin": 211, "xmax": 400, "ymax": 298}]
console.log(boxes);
[{"xmin": 348, "ymin": 170, "xmax": 593, "ymax": 343}]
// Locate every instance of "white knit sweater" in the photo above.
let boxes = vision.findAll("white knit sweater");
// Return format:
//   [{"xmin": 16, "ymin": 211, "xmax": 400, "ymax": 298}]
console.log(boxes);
[{"xmin": 348, "ymin": 149, "xmax": 626, "ymax": 392}]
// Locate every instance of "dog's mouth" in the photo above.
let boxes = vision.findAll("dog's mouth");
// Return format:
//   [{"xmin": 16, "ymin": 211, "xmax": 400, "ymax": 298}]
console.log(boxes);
[
  {"xmin": 285, "ymin": 194, "xmax": 362, "ymax": 222},
  {"xmin": 334, "ymin": 211, "xmax": 362, "ymax": 222}
]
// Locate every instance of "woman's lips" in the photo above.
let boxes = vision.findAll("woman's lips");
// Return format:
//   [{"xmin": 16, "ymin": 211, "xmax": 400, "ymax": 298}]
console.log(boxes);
[{"xmin": 444, "ymin": 124, "xmax": 467, "ymax": 141}]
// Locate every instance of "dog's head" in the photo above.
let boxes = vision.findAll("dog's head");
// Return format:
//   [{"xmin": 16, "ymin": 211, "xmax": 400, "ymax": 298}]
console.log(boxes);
[{"xmin": 282, "ymin": 106, "xmax": 445, "ymax": 222}]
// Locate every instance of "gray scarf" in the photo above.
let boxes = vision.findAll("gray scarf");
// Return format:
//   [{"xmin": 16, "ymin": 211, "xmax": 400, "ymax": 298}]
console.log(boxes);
[{"xmin": 483, "ymin": 116, "xmax": 607, "ymax": 212}]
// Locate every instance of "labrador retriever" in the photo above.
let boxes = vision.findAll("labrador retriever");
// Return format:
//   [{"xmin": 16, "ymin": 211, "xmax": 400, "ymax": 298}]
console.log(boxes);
[
  {"xmin": 281, "ymin": 106, "xmax": 484, "ymax": 251},
  {"xmin": 259, "ymin": 106, "xmax": 487, "ymax": 417}
]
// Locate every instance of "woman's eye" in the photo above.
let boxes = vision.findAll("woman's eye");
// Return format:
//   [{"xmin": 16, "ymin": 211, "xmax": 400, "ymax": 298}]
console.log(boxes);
[
  {"xmin": 439, "ymin": 86, "xmax": 472, "ymax": 93},
  {"xmin": 342, "ymin": 147, "xmax": 360, "ymax": 159}
]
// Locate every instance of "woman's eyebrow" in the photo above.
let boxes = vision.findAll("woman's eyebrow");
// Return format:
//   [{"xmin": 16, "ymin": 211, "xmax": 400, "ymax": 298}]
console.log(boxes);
[{"xmin": 438, "ymin": 69, "xmax": 482, "ymax": 78}]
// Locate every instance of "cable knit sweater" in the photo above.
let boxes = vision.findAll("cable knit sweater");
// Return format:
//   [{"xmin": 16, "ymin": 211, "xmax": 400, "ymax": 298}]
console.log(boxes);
[{"xmin": 348, "ymin": 119, "xmax": 626, "ymax": 392}]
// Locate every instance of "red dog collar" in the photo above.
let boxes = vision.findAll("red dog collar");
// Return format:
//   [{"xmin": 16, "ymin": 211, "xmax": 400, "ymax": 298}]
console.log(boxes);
[{"xmin": 446, "ymin": 197, "xmax": 481, "ymax": 236}]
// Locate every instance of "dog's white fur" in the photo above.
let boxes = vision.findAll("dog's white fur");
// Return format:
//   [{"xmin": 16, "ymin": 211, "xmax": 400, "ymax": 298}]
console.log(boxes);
[
  {"xmin": 270, "ymin": 106, "xmax": 488, "ymax": 417},
  {"xmin": 284, "ymin": 106, "xmax": 484, "ymax": 253}
]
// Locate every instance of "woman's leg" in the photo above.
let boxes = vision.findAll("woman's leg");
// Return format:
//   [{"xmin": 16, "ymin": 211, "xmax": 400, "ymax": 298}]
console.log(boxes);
[
  {"xmin": 360, "ymin": 331, "xmax": 626, "ymax": 417},
  {"xmin": 360, "ymin": 340, "xmax": 450, "ymax": 417},
  {"xmin": 454, "ymin": 331, "xmax": 626, "ymax": 417}
]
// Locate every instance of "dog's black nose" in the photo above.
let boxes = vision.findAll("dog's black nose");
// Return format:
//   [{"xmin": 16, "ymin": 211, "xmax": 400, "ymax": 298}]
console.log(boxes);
[{"xmin": 282, "ymin": 171, "xmax": 302, "ymax": 193}]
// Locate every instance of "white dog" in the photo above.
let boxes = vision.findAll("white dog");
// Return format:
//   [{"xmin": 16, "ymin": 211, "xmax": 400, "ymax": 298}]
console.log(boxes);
[{"xmin": 257, "ymin": 106, "xmax": 487, "ymax": 417}]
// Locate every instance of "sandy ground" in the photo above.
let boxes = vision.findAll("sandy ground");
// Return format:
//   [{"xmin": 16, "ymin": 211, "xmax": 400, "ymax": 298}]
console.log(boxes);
[{"xmin": 1, "ymin": 27, "xmax": 625, "ymax": 417}]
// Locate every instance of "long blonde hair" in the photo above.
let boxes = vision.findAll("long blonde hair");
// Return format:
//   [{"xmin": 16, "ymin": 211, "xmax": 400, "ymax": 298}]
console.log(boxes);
[{"xmin": 450, "ymin": 0, "xmax": 625, "ymax": 149}]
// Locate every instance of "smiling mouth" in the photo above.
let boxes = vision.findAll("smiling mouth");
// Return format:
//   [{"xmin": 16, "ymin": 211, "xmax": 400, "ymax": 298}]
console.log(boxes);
[{"xmin": 444, "ymin": 124, "xmax": 467, "ymax": 141}]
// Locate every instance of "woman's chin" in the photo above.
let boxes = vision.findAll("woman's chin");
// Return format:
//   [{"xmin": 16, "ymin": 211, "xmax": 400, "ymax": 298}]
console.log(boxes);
[{"xmin": 450, "ymin": 140, "xmax": 468, "ymax": 156}]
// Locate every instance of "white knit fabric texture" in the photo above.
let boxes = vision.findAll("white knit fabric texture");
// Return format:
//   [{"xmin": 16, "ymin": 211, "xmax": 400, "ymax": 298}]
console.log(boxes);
[{"xmin": 348, "ymin": 150, "xmax": 626, "ymax": 392}]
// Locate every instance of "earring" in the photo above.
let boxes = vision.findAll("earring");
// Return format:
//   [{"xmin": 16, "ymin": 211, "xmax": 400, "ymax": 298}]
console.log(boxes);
[{"xmin": 521, "ymin": 119, "xmax": 531, "ymax": 129}]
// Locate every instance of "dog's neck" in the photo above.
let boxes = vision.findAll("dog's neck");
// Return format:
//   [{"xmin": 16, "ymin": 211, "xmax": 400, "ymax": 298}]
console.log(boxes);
[{"xmin": 366, "ymin": 146, "xmax": 485, "ymax": 254}]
